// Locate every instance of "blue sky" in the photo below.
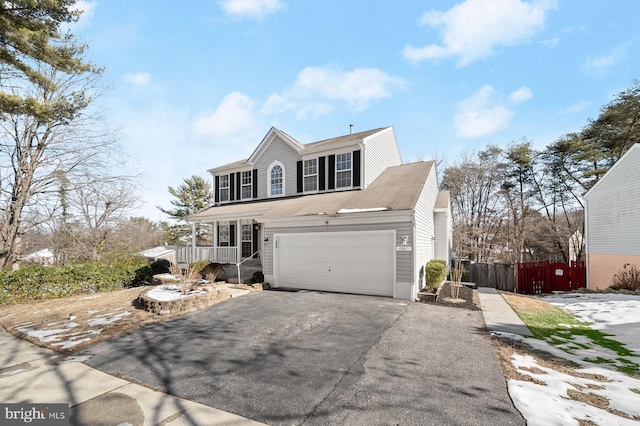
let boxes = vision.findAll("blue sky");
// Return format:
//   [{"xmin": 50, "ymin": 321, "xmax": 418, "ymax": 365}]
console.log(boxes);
[{"xmin": 69, "ymin": 0, "xmax": 639, "ymax": 221}]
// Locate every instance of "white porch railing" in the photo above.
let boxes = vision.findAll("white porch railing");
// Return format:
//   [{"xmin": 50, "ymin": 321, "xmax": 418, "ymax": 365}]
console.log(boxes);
[{"xmin": 175, "ymin": 245, "xmax": 238, "ymax": 264}]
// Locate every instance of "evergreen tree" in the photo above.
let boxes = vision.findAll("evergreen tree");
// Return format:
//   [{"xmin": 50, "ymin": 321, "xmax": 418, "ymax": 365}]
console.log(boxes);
[{"xmin": 158, "ymin": 175, "xmax": 213, "ymax": 244}]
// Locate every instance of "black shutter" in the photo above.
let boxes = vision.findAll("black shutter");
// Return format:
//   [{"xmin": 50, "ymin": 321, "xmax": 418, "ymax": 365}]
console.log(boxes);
[
  {"xmin": 318, "ymin": 156, "xmax": 326, "ymax": 191},
  {"xmin": 297, "ymin": 160, "xmax": 303, "ymax": 193},
  {"xmin": 252, "ymin": 169, "xmax": 258, "ymax": 199},
  {"xmin": 353, "ymin": 150, "xmax": 361, "ymax": 187},
  {"xmin": 236, "ymin": 172, "xmax": 241, "ymax": 200},
  {"xmin": 230, "ymin": 224, "xmax": 235, "ymax": 247},
  {"xmin": 328, "ymin": 155, "xmax": 335, "ymax": 190},
  {"xmin": 214, "ymin": 175, "xmax": 220, "ymax": 203},
  {"xmin": 229, "ymin": 174, "xmax": 235, "ymax": 201}
]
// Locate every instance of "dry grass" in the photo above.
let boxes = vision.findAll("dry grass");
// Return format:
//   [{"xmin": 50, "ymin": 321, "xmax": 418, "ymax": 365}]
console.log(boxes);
[
  {"xmin": 500, "ymin": 291, "xmax": 556, "ymax": 314},
  {"xmin": 0, "ymin": 287, "xmax": 178, "ymax": 353}
]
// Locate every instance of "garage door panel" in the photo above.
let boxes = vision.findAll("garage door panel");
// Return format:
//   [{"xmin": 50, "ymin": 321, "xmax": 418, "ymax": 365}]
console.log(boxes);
[{"xmin": 275, "ymin": 231, "xmax": 395, "ymax": 297}]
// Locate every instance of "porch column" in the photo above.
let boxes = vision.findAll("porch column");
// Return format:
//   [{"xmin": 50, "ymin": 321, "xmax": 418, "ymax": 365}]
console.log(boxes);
[
  {"xmin": 236, "ymin": 219, "xmax": 242, "ymax": 263},
  {"xmin": 213, "ymin": 221, "xmax": 218, "ymax": 262},
  {"xmin": 192, "ymin": 222, "xmax": 197, "ymax": 263}
]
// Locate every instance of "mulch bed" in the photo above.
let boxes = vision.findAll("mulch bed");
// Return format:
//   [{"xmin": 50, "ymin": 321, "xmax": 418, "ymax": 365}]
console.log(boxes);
[{"xmin": 436, "ymin": 282, "xmax": 480, "ymax": 310}]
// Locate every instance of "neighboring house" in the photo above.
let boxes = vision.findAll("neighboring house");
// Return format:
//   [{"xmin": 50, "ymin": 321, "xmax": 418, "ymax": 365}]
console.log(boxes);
[
  {"xmin": 584, "ymin": 143, "xmax": 640, "ymax": 290},
  {"xmin": 137, "ymin": 246, "xmax": 176, "ymax": 264},
  {"xmin": 184, "ymin": 126, "xmax": 453, "ymax": 300}
]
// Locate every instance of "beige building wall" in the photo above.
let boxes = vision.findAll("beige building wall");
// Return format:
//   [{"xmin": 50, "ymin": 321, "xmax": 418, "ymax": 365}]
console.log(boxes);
[{"xmin": 588, "ymin": 253, "xmax": 640, "ymax": 290}]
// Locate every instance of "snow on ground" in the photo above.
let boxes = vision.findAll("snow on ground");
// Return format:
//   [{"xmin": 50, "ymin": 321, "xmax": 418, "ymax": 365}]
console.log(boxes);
[
  {"xmin": 146, "ymin": 285, "xmax": 205, "ymax": 301},
  {"xmin": 540, "ymin": 293, "xmax": 640, "ymax": 356},
  {"xmin": 496, "ymin": 292, "xmax": 640, "ymax": 425}
]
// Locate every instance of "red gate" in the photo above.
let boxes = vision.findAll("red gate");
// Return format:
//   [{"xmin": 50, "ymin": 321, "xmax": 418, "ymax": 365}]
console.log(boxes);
[{"xmin": 517, "ymin": 261, "xmax": 586, "ymax": 294}]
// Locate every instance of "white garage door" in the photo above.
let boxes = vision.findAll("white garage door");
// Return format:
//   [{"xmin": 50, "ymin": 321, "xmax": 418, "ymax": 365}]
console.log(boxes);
[{"xmin": 274, "ymin": 230, "xmax": 395, "ymax": 297}]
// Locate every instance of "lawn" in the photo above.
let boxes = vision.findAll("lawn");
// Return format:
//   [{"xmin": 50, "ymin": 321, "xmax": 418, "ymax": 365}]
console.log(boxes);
[
  {"xmin": 493, "ymin": 291, "xmax": 640, "ymax": 426},
  {"xmin": 0, "ymin": 286, "xmax": 186, "ymax": 352}
]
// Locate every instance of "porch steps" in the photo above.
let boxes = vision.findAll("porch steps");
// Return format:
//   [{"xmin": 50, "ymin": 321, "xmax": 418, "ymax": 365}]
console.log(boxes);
[{"xmin": 224, "ymin": 258, "xmax": 263, "ymax": 284}]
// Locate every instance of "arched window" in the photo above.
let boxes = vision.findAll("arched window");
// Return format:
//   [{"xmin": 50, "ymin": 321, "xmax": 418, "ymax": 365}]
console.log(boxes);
[{"xmin": 268, "ymin": 161, "xmax": 285, "ymax": 197}]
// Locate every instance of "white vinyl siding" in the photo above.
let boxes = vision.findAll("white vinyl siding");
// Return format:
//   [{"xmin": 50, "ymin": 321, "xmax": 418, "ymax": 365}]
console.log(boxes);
[
  {"xmin": 362, "ymin": 127, "xmax": 402, "ymax": 188},
  {"xmin": 254, "ymin": 136, "xmax": 301, "ymax": 200},
  {"xmin": 585, "ymin": 145, "xmax": 640, "ymax": 256},
  {"xmin": 434, "ymin": 209, "xmax": 452, "ymax": 262},
  {"xmin": 414, "ymin": 166, "xmax": 439, "ymax": 290}
]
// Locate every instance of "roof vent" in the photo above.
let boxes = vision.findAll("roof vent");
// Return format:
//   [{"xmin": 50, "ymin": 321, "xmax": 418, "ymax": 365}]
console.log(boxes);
[{"xmin": 349, "ymin": 124, "xmax": 353, "ymax": 135}]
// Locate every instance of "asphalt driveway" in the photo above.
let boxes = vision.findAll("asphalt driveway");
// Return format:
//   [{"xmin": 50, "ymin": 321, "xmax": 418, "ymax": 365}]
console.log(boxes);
[{"xmin": 81, "ymin": 290, "xmax": 524, "ymax": 425}]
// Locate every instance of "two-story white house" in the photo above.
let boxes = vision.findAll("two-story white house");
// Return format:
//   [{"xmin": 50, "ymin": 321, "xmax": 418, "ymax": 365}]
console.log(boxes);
[{"xmin": 183, "ymin": 126, "xmax": 452, "ymax": 300}]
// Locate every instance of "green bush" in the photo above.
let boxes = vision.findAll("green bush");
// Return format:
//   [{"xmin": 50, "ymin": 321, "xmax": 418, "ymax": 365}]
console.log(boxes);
[
  {"xmin": 252, "ymin": 271, "xmax": 264, "ymax": 283},
  {"xmin": 0, "ymin": 260, "xmax": 152, "ymax": 305},
  {"xmin": 425, "ymin": 260, "xmax": 447, "ymax": 288}
]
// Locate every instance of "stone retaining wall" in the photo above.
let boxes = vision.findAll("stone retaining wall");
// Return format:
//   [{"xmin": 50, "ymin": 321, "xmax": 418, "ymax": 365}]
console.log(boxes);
[{"xmin": 136, "ymin": 286, "xmax": 232, "ymax": 316}]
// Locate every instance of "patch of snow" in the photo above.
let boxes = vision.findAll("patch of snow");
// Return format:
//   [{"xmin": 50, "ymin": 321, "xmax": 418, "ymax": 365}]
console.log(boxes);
[
  {"xmin": 508, "ymin": 353, "xmax": 640, "ymax": 425},
  {"xmin": 52, "ymin": 338, "xmax": 92, "ymax": 349},
  {"xmin": 0, "ymin": 314, "xmax": 15, "ymax": 320},
  {"xmin": 539, "ymin": 293, "xmax": 640, "ymax": 356},
  {"xmin": 87, "ymin": 309, "xmax": 103, "ymax": 315},
  {"xmin": 81, "ymin": 295, "xmax": 101, "ymax": 300},
  {"xmin": 337, "ymin": 207, "xmax": 387, "ymax": 214},
  {"xmin": 88, "ymin": 312, "xmax": 130, "ymax": 327},
  {"xmin": 146, "ymin": 285, "xmax": 184, "ymax": 301}
]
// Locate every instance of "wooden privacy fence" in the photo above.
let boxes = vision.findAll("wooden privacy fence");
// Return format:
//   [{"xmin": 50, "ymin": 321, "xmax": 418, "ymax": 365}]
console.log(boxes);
[
  {"xmin": 516, "ymin": 261, "xmax": 586, "ymax": 294},
  {"xmin": 461, "ymin": 262, "xmax": 516, "ymax": 291}
]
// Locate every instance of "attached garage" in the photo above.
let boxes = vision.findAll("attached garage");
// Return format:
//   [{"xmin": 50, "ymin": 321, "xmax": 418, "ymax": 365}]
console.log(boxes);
[{"xmin": 274, "ymin": 230, "xmax": 396, "ymax": 297}]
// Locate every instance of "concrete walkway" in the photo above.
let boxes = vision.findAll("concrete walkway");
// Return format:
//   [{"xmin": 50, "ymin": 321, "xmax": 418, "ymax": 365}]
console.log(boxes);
[
  {"xmin": 0, "ymin": 324, "xmax": 263, "ymax": 425},
  {"xmin": 477, "ymin": 287, "xmax": 533, "ymax": 336}
]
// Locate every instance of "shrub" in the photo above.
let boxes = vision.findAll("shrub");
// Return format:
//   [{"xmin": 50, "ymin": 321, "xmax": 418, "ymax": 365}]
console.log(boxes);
[
  {"xmin": 610, "ymin": 264, "xmax": 640, "ymax": 291},
  {"xmin": 252, "ymin": 271, "xmax": 264, "ymax": 283},
  {"xmin": 0, "ymin": 260, "xmax": 152, "ymax": 304},
  {"xmin": 201, "ymin": 262, "xmax": 224, "ymax": 279},
  {"xmin": 425, "ymin": 260, "xmax": 447, "ymax": 288},
  {"xmin": 150, "ymin": 259, "xmax": 171, "ymax": 274},
  {"xmin": 189, "ymin": 260, "xmax": 211, "ymax": 278}
]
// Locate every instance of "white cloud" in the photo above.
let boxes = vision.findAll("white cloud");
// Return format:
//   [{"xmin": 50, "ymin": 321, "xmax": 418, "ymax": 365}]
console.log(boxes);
[
  {"xmin": 219, "ymin": 0, "xmax": 285, "ymax": 20},
  {"xmin": 63, "ymin": 0, "xmax": 97, "ymax": 30},
  {"xmin": 192, "ymin": 92, "xmax": 258, "ymax": 138},
  {"xmin": 509, "ymin": 86, "xmax": 532, "ymax": 103},
  {"xmin": 583, "ymin": 45, "xmax": 627, "ymax": 74},
  {"xmin": 122, "ymin": 73, "xmax": 151, "ymax": 85},
  {"xmin": 262, "ymin": 65, "xmax": 407, "ymax": 117},
  {"xmin": 402, "ymin": 0, "xmax": 556, "ymax": 66},
  {"xmin": 454, "ymin": 85, "xmax": 514, "ymax": 138}
]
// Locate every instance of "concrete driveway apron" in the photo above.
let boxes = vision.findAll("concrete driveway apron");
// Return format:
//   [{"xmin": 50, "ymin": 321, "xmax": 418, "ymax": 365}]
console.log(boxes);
[{"xmin": 80, "ymin": 290, "xmax": 524, "ymax": 425}]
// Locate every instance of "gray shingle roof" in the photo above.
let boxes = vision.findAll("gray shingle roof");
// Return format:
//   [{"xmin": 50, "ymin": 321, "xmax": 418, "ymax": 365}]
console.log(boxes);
[
  {"xmin": 435, "ymin": 191, "xmax": 450, "ymax": 209},
  {"xmin": 189, "ymin": 161, "xmax": 434, "ymax": 222}
]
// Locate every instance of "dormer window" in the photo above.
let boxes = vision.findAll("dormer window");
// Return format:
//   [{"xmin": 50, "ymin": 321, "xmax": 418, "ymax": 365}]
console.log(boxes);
[
  {"xmin": 304, "ymin": 159, "xmax": 318, "ymax": 192},
  {"xmin": 336, "ymin": 153, "xmax": 352, "ymax": 188},
  {"xmin": 219, "ymin": 175, "xmax": 229, "ymax": 202},
  {"xmin": 241, "ymin": 171, "xmax": 252, "ymax": 199}
]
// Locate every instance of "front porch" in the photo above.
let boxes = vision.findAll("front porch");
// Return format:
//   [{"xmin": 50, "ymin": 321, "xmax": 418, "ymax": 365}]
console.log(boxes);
[{"xmin": 176, "ymin": 219, "xmax": 263, "ymax": 266}]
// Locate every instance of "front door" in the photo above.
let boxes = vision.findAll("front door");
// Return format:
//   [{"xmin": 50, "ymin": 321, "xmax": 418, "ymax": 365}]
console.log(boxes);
[{"xmin": 242, "ymin": 224, "xmax": 253, "ymax": 258}]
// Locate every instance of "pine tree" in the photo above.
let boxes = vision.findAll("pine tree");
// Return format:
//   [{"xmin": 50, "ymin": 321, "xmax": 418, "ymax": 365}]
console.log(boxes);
[{"xmin": 158, "ymin": 175, "xmax": 213, "ymax": 245}]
